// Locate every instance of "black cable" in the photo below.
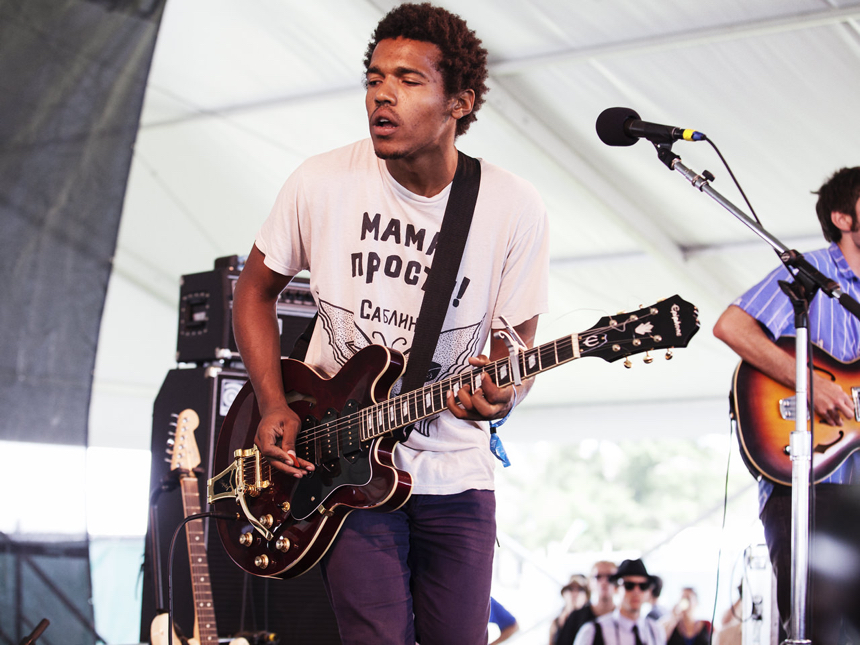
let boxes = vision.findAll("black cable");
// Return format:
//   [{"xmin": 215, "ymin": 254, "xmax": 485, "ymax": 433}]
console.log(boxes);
[
  {"xmin": 708, "ymin": 409, "xmax": 737, "ymax": 645},
  {"xmin": 167, "ymin": 511, "xmax": 240, "ymax": 645},
  {"xmin": 806, "ymin": 331, "xmax": 816, "ymax": 638},
  {"xmin": 705, "ymin": 138, "xmax": 762, "ymax": 226}
]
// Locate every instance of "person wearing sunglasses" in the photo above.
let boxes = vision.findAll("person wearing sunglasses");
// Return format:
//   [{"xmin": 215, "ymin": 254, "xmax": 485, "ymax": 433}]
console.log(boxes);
[
  {"xmin": 554, "ymin": 561, "xmax": 618, "ymax": 645},
  {"xmin": 572, "ymin": 559, "xmax": 667, "ymax": 645}
]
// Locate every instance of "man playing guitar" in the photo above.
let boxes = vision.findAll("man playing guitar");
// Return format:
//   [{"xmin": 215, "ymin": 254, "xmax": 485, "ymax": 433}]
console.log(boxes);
[
  {"xmin": 231, "ymin": 3, "xmax": 549, "ymax": 644},
  {"xmin": 713, "ymin": 166, "xmax": 860, "ymax": 641}
]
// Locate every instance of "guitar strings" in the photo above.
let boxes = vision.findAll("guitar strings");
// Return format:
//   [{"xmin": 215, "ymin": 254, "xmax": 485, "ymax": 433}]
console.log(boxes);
[
  {"xmin": 289, "ymin": 330, "xmax": 581, "ymax": 448},
  {"xmin": 288, "ymin": 325, "xmax": 642, "ymax": 453},
  {"xmin": 291, "ymin": 324, "xmax": 658, "ymax": 450}
]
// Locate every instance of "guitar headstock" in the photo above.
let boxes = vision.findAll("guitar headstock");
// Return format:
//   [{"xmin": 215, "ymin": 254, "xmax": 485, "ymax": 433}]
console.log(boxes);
[
  {"xmin": 168, "ymin": 408, "xmax": 201, "ymax": 472},
  {"xmin": 578, "ymin": 295, "xmax": 699, "ymax": 363}
]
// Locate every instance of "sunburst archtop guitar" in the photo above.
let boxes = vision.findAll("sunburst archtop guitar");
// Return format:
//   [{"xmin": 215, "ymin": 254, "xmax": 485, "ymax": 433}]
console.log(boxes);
[
  {"xmin": 732, "ymin": 336, "xmax": 860, "ymax": 486},
  {"xmin": 208, "ymin": 295, "xmax": 700, "ymax": 579}
]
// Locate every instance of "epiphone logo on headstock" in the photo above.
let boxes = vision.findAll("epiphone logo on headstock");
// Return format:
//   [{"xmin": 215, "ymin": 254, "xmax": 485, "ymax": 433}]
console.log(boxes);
[
  {"xmin": 671, "ymin": 304, "xmax": 683, "ymax": 337},
  {"xmin": 581, "ymin": 333, "xmax": 605, "ymax": 348}
]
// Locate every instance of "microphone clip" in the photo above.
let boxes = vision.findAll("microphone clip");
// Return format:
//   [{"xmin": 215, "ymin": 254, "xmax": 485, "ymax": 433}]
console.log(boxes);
[{"xmin": 653, "ymin": 142, "xmax": 679, "ymax": 170}]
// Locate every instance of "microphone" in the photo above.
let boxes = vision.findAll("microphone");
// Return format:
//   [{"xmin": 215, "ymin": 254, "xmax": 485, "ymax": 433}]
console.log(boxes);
[{"xmin": 596, "ymin": 107, "xmax": 706, "ymax": 147}]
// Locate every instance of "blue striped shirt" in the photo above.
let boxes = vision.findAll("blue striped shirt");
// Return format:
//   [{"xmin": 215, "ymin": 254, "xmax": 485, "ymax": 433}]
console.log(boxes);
[{"xmin": 732, "ymin": 243, "xmax": 860, "ymax": 513}]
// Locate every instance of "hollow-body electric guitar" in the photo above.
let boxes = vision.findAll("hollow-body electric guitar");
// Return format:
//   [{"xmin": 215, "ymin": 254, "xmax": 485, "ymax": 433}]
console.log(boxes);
[
  {"xmin": 732, "ymin": 336, "xmax": 860, "ymax": 486},
  {"xmin": 209, "ymin": 295, "xmax": 699, "ymax": 579}
]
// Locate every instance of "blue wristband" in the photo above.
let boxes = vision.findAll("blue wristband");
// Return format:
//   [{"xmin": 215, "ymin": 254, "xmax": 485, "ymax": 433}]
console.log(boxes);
[
  {"xmin": 490, "ymin": 386, "xmax": 518, "ymax": 430},
  {"xmin": 490, "ymin": 432, "xmax": 511, "ymax": 467}
]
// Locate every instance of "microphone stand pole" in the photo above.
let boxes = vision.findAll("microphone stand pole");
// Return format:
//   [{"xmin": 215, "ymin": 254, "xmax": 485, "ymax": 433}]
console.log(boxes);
[{"xmin": 651, "ymin": 142, "xmax": 860, "ymax": 644}]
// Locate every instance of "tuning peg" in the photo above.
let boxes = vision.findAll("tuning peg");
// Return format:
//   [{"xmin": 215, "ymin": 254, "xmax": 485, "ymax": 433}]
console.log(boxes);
[
  {"xmin": 624, "ymin": 357, "xmax": 632, "ymax": 369},
  {"xmin": 643, "ymin": 352, "xmax": 653, "ymax": 364},
  {"xmin": 665, "ymin": 349, "xmax": 673, "ymax": 360}
]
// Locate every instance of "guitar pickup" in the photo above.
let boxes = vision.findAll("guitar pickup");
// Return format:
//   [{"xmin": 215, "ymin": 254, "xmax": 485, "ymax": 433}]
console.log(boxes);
[
  {"xmin": 778, "ymin": 396, "xmax": 810, "ymax": 422},
  {"xmin": 780, "ymin": 394, "xmax": 860, "ymax": 423},
  {"xmin": 207, "ymin": 446, "xmax": 275, "ymax": 541}
]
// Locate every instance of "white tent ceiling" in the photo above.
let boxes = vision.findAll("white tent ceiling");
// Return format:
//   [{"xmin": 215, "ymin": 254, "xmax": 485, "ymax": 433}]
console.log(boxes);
[{"xmin": 89, "ymin": 0, "xmax": 860, "ymax": 451}]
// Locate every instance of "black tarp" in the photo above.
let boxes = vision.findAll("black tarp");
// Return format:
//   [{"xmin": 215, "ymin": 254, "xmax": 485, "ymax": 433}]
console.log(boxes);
[
  {"xmin": 0, "ymin": 0, "xmax": 165, "ymax": 446},
  {"xmin": 0, "ymin": 1, "xmax": 164, "ymax": 641}
]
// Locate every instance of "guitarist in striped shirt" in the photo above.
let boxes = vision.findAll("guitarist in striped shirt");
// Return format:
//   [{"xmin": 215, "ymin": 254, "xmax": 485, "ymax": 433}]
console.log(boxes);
[{"xmin": 713, "ymin": 166, "xmax": 860, "ymax": 642}]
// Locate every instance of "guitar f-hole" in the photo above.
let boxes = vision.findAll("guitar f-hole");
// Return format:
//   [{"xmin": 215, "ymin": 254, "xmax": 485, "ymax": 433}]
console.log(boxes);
[{"xmin": 814, "ymin": 430, "xmax": 845, "ymax": 454}]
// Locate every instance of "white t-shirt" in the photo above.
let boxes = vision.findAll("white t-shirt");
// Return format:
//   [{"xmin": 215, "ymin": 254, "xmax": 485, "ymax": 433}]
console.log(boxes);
[{"xmin": 256, "ymin": 139, "xmax": 549, "ymax": 494}]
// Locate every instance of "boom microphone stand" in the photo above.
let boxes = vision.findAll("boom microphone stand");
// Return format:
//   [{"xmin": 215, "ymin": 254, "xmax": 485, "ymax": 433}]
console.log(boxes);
[{"xmin": 651, "ymin": 142, "xmax": 860, "ymax": 644}]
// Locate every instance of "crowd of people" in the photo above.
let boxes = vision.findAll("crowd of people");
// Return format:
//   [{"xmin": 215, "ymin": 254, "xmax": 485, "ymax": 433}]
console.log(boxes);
[{"xmin": 549, "ymin": 560, "xmax": 717, "ymax": 645}]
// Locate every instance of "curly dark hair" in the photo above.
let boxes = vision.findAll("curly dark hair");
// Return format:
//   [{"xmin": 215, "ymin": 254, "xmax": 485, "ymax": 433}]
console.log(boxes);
[
  {"xmin": 814, "ymin": 167, "xmax": 860, "ymax": 242},
  {"xmin": 363, "ymin": 2, "xmax": 489, "ymax": 137}
]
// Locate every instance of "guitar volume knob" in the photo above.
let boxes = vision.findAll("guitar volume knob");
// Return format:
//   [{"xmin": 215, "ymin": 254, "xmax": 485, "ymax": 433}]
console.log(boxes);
[
  {"xmin": 276, "ymin": 536, "xmax": 291, "ymax": 552},
  {"xmin": 259, "ymin": 514, "xmax": 274, "ymax": 529},
  {"xmin": 239, "ymin": 532, "xmax": 254, "ymax": 547},
  {"xmin": 254, "ymin": 554, "xmax": 269, "ymax": 570}
]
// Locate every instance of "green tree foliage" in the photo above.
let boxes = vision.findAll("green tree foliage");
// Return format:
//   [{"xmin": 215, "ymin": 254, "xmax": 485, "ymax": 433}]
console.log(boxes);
[{"xmin": 495, "ymin": 437, "xmax": 753, "ymax": 553}]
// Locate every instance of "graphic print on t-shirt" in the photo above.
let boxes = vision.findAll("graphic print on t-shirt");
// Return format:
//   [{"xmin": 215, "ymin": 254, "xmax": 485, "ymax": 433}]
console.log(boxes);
[{"xmin": 316, "ymin": 298, "xmax": 484, "ymax": 436}]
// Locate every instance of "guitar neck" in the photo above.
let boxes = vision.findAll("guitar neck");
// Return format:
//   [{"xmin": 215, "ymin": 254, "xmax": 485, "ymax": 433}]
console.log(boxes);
[
  {"xmin": 291, "ymin": 296, "xmax": 697, "ymax": 459},
  {"xmin": 180, "ymin": 475, "xmax": 219, "ymax": 645},
  {"xmin": 359, "ymin": 333, "xmax": 579, "ymax": 441}
]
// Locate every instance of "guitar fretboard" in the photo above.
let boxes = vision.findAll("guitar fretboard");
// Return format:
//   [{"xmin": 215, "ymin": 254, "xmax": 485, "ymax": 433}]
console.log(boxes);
[
  {"xmin": 181, "ymin": 476, "xmax": 219, "ymax": 645},
  {"xmin": 294, "ymin": 333, "xmax": 580, "ymax": 463},
  {"xmin": 291, "ymin": 295, "xmax": 698, "ymax": 465},
  {"xmin": 360, "ymin": 333, "xmax": 580, "ymax": 440}
]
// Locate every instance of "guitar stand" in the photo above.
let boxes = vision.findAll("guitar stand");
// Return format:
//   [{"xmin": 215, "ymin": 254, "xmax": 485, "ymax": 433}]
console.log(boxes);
[{"xmin": 648, "ymin": 141, "xmax": 860, "ymax": 643}]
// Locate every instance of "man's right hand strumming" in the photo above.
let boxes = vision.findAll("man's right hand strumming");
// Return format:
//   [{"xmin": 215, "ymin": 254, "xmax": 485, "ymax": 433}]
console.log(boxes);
[
  {"xmin": 233, "ymin": 247, "xmax": 315, "ymax": 479},
  {"xmin": 255, "ymin": 404, "xmax": 315, "ymax": 478}
]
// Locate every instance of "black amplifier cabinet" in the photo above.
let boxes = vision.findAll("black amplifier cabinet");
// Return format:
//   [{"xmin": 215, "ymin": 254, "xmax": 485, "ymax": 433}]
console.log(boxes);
[
  {"xmin": 176, "ymin": 255, "xmax": 316, "ymax": 364},
  {"xmin": 140, "ymin": 364, "xmax": 341, "ymax": 644}
]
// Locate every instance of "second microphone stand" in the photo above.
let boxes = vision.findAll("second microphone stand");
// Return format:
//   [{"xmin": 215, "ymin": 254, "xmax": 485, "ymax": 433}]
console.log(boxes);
[{"xmin": 653, "ymin": 142, "xmax": 860, "ymax": 644}]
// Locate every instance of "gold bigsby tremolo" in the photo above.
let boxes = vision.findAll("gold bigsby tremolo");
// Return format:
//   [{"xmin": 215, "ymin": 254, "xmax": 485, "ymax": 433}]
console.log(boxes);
[{"xmin": 207, "ymin": 445, "xmax": 275, "ymax": 541}]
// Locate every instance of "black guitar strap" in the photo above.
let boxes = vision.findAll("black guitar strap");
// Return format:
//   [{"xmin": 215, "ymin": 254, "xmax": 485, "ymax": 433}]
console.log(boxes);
[{"xmin": 393, "ymin": 150, "xmax": 481, "ymax": 441}]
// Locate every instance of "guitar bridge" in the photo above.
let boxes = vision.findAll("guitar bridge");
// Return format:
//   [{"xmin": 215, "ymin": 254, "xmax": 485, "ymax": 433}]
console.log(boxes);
[{"xmin": 207, "ymin": 446, "xmax": 275, "ymax": 541}]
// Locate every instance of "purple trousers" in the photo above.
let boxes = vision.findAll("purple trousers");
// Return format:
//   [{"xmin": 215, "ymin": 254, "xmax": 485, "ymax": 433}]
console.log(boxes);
[{"xmin": 319, "ymin": 489, "xmax": 496, "ymax": 645}]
